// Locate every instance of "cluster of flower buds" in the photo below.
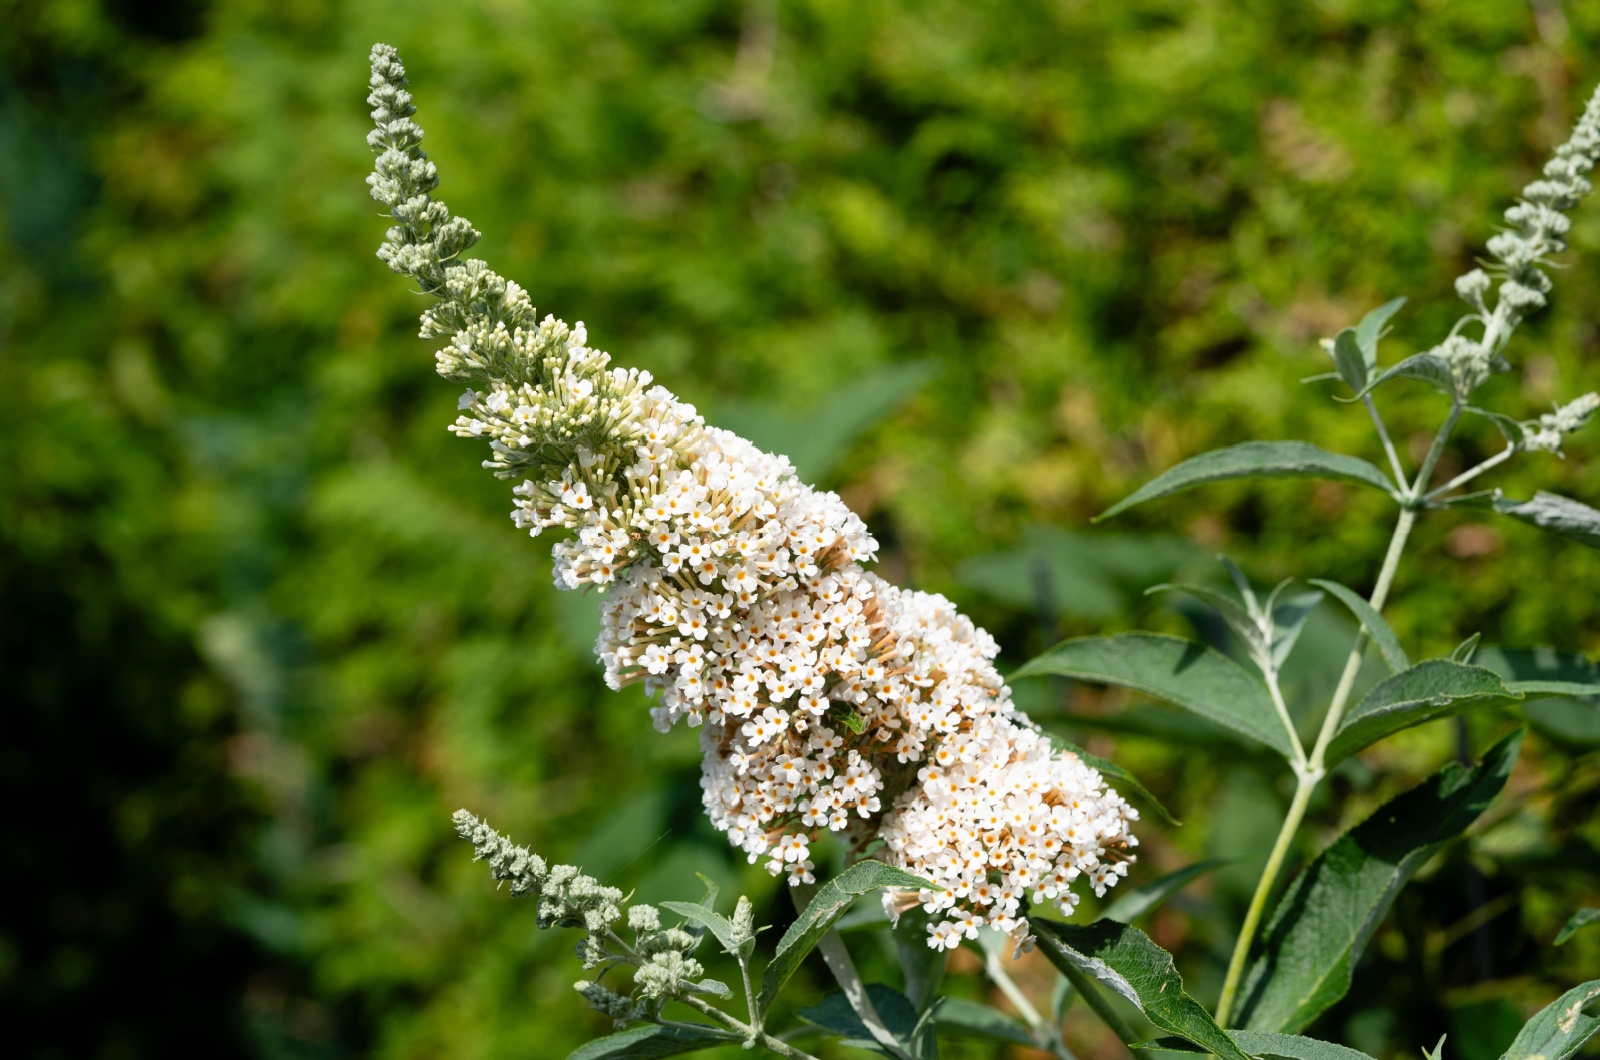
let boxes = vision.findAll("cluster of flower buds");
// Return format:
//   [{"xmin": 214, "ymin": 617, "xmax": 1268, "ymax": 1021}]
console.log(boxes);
[
  {"xmin": 1436, "ymin": 86, "xmax": 1600, "ymax": 395},
  {"xmin": 373, "ymin": 45, "xmax": 1136, "ymax": 948},
  {"xmin": 453, "ymin": 810, "xmax": 729, "ymax": 1024},
  {"xmin": 1524, "ymin": 393, "xmax": 1600, "ymax": 455}
]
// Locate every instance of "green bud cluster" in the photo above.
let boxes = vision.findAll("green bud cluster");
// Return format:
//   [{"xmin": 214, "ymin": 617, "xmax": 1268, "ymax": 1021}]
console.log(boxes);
[
  {"xmin": 1524, "ymin": 393, "xmax": 1600, "ymax": 454},
  {"xmin": 1434, "ymin": 85, "xmax": 1600, "ymax": 396},
  {"xmin": 451, "ymin": 810, "xmax": 724, "ymax": 1027},
  {"xmin": 366, "ymin": 44, "xmax": 680, "ymax": 493}
]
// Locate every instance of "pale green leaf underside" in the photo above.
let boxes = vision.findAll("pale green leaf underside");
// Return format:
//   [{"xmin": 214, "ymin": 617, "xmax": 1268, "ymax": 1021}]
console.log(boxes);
[
  {"xmin": 1498, "ymin": 978, "xmax": 1600, "ymax": 1060},
  {"xmin": 1098, "ymin": 442, "xmax": 1397, "ymax": 521},
  {"xmin": 1033, "ymin": 919, "xmax": 1253, "ymax": 1060},
  {"xmin": 1308, "ymin": 579, "xmax": 1409, "ymax": 673},
  {"xmin": 658, "ymin": 902, "xmax": 740, "ymax": 956},
  {"xmin": 1325, "ymin": 660, "xmax": 1522, "ymax": 765},
  {"xmin": 1013, "ymin": 634, "xmax": 1294, "ymax": 758},
  {"xmin": 1341, "ymin": 352, "xmax": 1453, "ymax": 401},
  {"xmin": 1449, "ymin": 490, "xmax": 1600, "ymax": 551},
  {"xmin": 1236, "ymin": 730, "xmax": 1523, "ymax": 1033}
]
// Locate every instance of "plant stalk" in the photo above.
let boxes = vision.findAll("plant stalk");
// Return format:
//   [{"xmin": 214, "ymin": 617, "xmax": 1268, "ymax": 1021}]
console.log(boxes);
[
  {"xmin": 793, "ymin": 886, "xmax": 917, "ymax": 1060},
  {"xmin": 679, "ymin": 994, "xmax": 823, "ymax": 1059},
  {"xmin": 1213, "ymin": 401, "xmax": 1461, "ymax": 1025},
  {"xmin": 983, "ymin": 943, "xmax": 1076, "ymax": 1059}
]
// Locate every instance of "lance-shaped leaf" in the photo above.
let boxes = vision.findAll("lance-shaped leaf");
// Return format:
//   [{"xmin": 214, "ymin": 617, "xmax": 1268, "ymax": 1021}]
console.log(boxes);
[
  {"xmin": 796, "ymin": 984, "xmax": 924, "ymax": 1058},
  {"xmin": 567, "ymin": 1023, "xmax": 732, "ymax": 1060},
  {"xmin": 1148, "ymin": 582, "xmax": 1266, "ymax": 660},
  {"xmin": 1145, "ymin": 1031, "xmax": 1378, "ymax": 1060},
  {"xmin": 1308, "ymin": 579, "xmax": 1409, "ymax": 673},
  {"xmin": 1341, "ymin": 352, "xmax": 1453, "ymax": 402},
  {"xmin": 1103, "ymin": 858, "xmax": 1229, "ymax": 924},
  {"xmin": 1448, "ymin": 490, "xmax": 1600, "ymax": 551},
  {"xmin": 935, "ymin": 997, "xmax": 1036, "ymax": 1046},
  {"xmin": 1013, "ymin": 634, "xmax": 1294, "ymax": 758},
  {"xmin": 1556, "ymin": 908, "xmax": 1600, "ymax": 945},
  {"xmin": 1464, "ymin": 405, "xmax": 1526, "ymax": 445},
  {"xmin": 1098, "ymin": 442, "xmax": 1397, "ymax": 521},
  {"xmin": 1354, "ymin": 297, "xmax": 1406, "ymax": 365},
  {"xmin": 1498, "ymin": 979, "xmax": 1600, "ymax": 1060},
  {"xmin": 1236, "ymin": 730, "xmax": 1523, "ymax": 1033},
  {"xmin": 1325, "ymin": 660, "xmax": 1522, "ymax": 766},
  {"xmin": 1032, "ymin": 919, "xmax": 1251, "ymax": 1060},
  {"xmin": 1267, "ymin": 584, "xmax": 1324, "ymax": 670},
  {"xmin": 1052, "ymin": 735, "xmax": 1180, "ymax": 827},
  {"xmin": 1331, "ymin": 328, "xmax": 1370, "ymax": 393},
  {"xmin": 659, "ymin": 902, "xmax": 741, "ymax": 957},
  {"xmin": 758, "ymin": 861, "xmax": 930, "ymax": 1012},
  {"xmin": 1473, "ymin": 646, "xmax": 1600, "ymax": 699}
]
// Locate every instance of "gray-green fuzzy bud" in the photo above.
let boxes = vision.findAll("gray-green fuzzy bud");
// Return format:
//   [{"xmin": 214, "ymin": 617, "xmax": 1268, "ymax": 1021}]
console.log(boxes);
[{"xmin": 1524, "ymin": 393, "xmax": 1600, "ymax": 454}]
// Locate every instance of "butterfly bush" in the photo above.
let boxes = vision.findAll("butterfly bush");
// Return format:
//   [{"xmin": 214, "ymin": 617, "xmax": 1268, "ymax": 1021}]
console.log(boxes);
[{"xmin": 366, "ymin": 44, "xmax": 1136, "ymax": 949}]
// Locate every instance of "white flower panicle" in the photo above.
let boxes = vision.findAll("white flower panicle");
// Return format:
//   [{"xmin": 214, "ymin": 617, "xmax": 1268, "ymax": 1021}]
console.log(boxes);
[{"xmin": 371, "ymin": 44, "xmax": 1137, "ymax": 947}]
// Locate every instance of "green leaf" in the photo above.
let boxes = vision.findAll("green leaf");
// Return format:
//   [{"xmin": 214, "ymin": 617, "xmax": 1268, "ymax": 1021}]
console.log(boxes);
[
  {"xmin": 1013, "ymin": 634, "xmax": 1294, "ymax": 758},
  {"xmin": 1236, "ymin": 730, "xmax": 1524, "ymax": 1033},
  {"xmin": 659, "ymin": 902, "xmax": 740, "ymax": 957},
  {"xmin": 1464, "ymin": 405, "xmax": 1526, "ymax": 444},
  {"xmin": 566, "ymin": 1024, "xmax": 731, "ymax": 1060},
  {"xmin": 1147, "ymin": 582, "xmax": 1265, "ymax": 660},
  {"xmin": 1473, "ymin": 646, "xmax": 1600, "ymax": 700},
  {"xmin": 796, "ymin": 984, "xmax": 924, "ymax": 1058},
  {"xmin": 1341, "ymin": 352, "xmax": 1453, "ymax": 402},
  {"xmin": 758, "ymin": 861, "xmax": 930, "ymax": 1013},
  {"xmin": 1556, "ymin": 908, "xmax": 1600, "ymax": 945},
  {"xmin": 934, "ymin": 997, "xmax": 1036, "ymax": 1046},
  {"xmin": 1103, "ymin": 859, "xmax": 1229, "ymax": 924},
  {"xmin": 1498, "ymin": 979, "xmax": 1600, "ymax": 1060},
  {"xmin": 694, "ymin": 872, "xmax": 719, "ymax": 910},
  {"xmin": 1331, "ymin": 328, "xmax": 1369, "ymax": 392},
  {"xmin": 1450, "ymin": 490, "xmax": 1600, "ymax": 551},
  {"xmin": 1325, "ymin": 660, "xmax": 1522, "ymax": 766},
  {"xmin": 1267, "ymin": 585, "xmax": 1324, "ymax": 670},
  {"xmin": 1051, "ymin": 736, "xmax": 1180, "ymax": 827},
  {"xmin": 1032, "ymin": 919, "xmax": 1252, "ymax": 1060},
  {"xmin": 1142, "ymin": 1032, "xmax": 1378, "ymax": 1060},
  {"xmin": 1451, "ymin": 633, "xmax": 1481, "ymax": 664},
  {"xmin": 1354, "ymin": 297, "xmax": 1406, "ymax": 366},
  {"xmin": 1308, "ymin": 579, "xmax": 1409, "ymax": 673},
  {"xmin": 1098, "ymin": 442, "xmax": 1397, "ymax": 520}
]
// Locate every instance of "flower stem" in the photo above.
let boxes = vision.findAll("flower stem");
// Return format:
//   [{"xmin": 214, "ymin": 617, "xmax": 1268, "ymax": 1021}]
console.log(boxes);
[
  {"xmin": 1425, "ymin": 444, "xmax": 1515, "ymax": 501},
  {"xmin": 1214, "ymin": 402, "xmax": 1461, "ymax": 1025},
  {"xmin": 983, "ymin": 942, "xmax": 1077, "ymax": 1059},
  {"xmin": 678, "ymin": 994, "xmax": 823, "ymax": 1060},
  {"xmin": 793, "ymin": 885, "xmax": 917, "ymax": 1060}
]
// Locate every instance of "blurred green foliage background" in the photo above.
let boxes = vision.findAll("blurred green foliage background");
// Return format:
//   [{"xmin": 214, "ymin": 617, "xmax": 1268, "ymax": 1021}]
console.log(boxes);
[{"xmin": 3, "ymin": 1, "xmax": 1599, "ymax": 1057}]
